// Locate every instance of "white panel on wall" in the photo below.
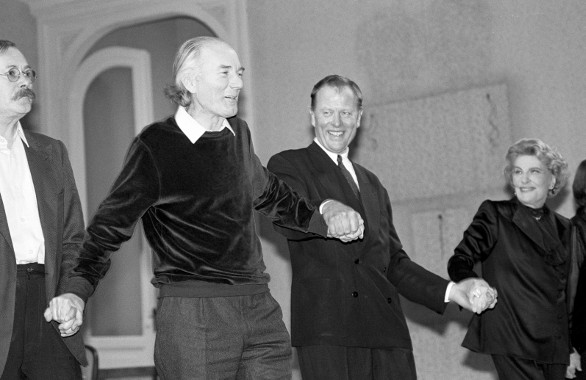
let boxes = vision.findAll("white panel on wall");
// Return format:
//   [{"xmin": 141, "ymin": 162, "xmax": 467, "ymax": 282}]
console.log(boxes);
[
  {"xmin": 353, "ymin": 84, "xmax": 511, "ymax": 202},
  {"xmin": 410, "ymin": 208, "xmax": 471, "ymax": 272}
]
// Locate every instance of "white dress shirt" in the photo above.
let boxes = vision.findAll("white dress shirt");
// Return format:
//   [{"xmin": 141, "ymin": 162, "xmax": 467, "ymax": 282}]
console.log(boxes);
[{"xmin": 0, "ymin": 123, "xmax": 45, "ymax": 264}]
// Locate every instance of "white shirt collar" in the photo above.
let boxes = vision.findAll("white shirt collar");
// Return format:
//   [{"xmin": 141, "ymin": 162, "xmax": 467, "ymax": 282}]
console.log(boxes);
[
  {"xmin": 313, "ymin": 138, "xmax": 349, "ymax": 164},
  {"xmin": 313, "ymin": 138, "xmax": 358, "ymax": 187},
  {"xmin": 16, "ymin": 122, "xmax": 29, "ymax": 148},
  {"xmin": 174, "ymin": 106, "xmax": 235, "ymax": 144},
  {"xmin": 0, "ymin": 122, "xmax": 30, "ymax": 151}
]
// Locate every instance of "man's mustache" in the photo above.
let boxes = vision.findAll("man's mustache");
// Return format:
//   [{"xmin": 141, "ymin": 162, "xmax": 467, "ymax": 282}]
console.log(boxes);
[{"xmin": 13, "ymin": 88, "xmax": 36, "ymax": 102}]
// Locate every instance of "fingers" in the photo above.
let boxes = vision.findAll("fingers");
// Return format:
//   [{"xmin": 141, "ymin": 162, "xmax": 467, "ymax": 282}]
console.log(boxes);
[
  {"xmin": 58, "ymin": 324, "xmax": 80, "ymax": 337},
  {"xmin": 56, "ymin": 308, "xmax": 83, "ymax": 337},
  {"xmin": 326, "ymin": 211, "xmax": 362, "ymax": 236},
  {"xmin": 328, "ymin": 220, "xmax": 364, "ymax": 240},
  {"xmin": 43, "ymin": 307, "xmax": 53, "ymax": 322},
  {"xmin": 58, "ymin": 315, "xmax": 76, "ymax": 332},
  {"xmin": 449, "ymin": 278, "xmax": 498, "ymax": 314},
  {"xmin": 44, "ymin": 294, "xmax": 85, "ymax": 336},
  {"xmin": 73, "ymin": 307, "xmax": 84, "ymax": 330},
  {"xmin": 335, "ymin": 228, "xmax": 364, "ymax": 242},
  {"xmin": 469, "ymin": 285, "xmax": 489, "ymax": 312},
  {"xmin": 46, "ymin": 296, "xmax": 73, "ymax": 323},
  {"xmin": 323, "ymin": 200, "xmax": 365, "ymax": 242},
  {"xmin": 568, "ymin": 351, "xmax": 582, "ymax": 378},
  {"xmin": 487, "ymin": 288, "xmax": 498, "ymax": 309},
  {"xmin": 468, "ymin": 281, "xmax": 498, "ymax": 314}
]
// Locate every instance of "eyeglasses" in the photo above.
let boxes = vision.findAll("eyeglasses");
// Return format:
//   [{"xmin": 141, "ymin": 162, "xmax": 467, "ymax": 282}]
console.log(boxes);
[{"xmin": 0, "ymin": 68, "xmax": 37, "ymax": 83}]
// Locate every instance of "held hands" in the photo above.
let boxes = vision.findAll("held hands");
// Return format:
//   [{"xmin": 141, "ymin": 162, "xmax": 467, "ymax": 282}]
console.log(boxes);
[
  {"xmin": 44, "ymin": 293, "xmax": 85, "ymax": 337},
  {"xmin": 449, "ymin": 278, "xmax": 498, "ymax": 314},
  {"xmin": 321, "ymin": 200, "xmax": 365, "ymax": 242},
  {"xmin": 566, "ymin": 349, "xmax": 582, "ymax": 379}
]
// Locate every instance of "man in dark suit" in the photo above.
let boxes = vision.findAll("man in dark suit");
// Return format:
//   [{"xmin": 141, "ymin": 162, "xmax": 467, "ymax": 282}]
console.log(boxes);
[
  {"xmin": 0, "ymin": 40, "xmax": 86, "ymax": 379},
  {"xmin": 267, "ymin": 74, "xmax": 497, "ymax": 380}
]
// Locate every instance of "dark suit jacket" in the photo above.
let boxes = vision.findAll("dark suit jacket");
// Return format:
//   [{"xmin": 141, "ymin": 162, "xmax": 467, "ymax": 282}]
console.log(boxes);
[
  {"xmin": 267, "ymin": 142, "xmax": 448, "ymax": 349},
  {"xmin": 571, "ymin": 209, "xmax": 586, "ymax": 354},
  {"xmin": 0, "ymin": 131, "xmax": 86, "ymax": 372},
  {"xmin": 448, "ymin": 198, "xmax": 572, "ymax": 364}
]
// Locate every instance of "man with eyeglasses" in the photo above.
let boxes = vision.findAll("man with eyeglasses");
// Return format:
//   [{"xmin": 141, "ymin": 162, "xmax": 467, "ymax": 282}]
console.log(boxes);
[{"xmin": 0, "ymin": 40, "xmax": 86, "ymax": 379}]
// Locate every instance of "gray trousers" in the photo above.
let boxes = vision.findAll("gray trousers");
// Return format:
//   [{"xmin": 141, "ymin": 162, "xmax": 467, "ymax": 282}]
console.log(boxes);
[{"xmin": 154, "ymin": 291, "xmax": 292, "ymax": 380}]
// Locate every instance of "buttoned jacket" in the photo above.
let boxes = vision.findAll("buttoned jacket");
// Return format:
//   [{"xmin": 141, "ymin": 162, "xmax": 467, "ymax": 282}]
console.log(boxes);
[
  {"xmin": 268, "ymin": 142, "xmax": 448, "ymax": 349},
  {"xmin": 448, "ymin": 198, "xmax": 572, "ymax": 364}
]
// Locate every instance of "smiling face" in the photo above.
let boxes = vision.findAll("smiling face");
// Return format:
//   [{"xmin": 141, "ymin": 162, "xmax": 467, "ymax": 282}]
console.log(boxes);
[
  {"xmin": 0, "ymin": 47, "xmax": 35, "ymax": 123},
  {"xmin": 184, "ymin": 41, "xmax": 244, "ymax": 129},
  {"xmin": 310, "ymin": 85, "xmax": 362, "ymax": 154},
  {"xmin": 511, "ymin": 154, "xmax": 555, "ymax": 209}
]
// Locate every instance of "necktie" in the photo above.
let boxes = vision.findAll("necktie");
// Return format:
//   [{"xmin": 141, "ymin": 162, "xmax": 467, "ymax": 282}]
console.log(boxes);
[{"xmin": 337, "ymin": 155, "xmax": 359, "ymax": 198}]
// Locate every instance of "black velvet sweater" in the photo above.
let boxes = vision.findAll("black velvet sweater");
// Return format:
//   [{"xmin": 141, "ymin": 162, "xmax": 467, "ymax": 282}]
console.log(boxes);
[{"xmin": 64, "ymin": 116, "xmax": 326, "ymax": 301}]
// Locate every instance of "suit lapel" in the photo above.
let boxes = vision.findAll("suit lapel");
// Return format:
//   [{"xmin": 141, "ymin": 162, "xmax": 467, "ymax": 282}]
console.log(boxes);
[
  {"xmin": 512, "ymin": 206, "xmax": 546, "ymax": 252},
  {"xmin": 0, "ymin": 194, "xmax": 14, "ymax": 252},
  {"xmin": 307, "ymin": 143, "xmax": 363, "ymax": 211},
  {"xmin": 511, "ymin": 201, "xmax": 569, "ymax": 264},
  {"xmin": 23, "ymin": 132, "xmax": 58, "ymax": 276}
]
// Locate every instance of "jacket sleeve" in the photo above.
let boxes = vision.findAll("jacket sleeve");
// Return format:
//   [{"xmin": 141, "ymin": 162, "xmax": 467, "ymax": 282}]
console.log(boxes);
[
  {"xmin": 447, "ymin": 200, "xmax": 499, "ymax": 282},
  {"xmin": 382, "ymin": 188, "xmax": 449, "ymax": 313}
]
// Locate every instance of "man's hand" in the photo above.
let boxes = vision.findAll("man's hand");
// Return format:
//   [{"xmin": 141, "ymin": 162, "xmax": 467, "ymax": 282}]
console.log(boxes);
[
  {"xmin": 321, "ymin": 200, "xmax": 364, "ymax": 242},
  {"xmin": 566, "ymin": 349, "xmax": 582, "ymax": 379},
  {"xmin": 44, "ymin": 293, "xmax": 85, "ymax": 337},
  {"xmin": 449, "ymin": 278, "xmax": 498, "ymax": 314}
]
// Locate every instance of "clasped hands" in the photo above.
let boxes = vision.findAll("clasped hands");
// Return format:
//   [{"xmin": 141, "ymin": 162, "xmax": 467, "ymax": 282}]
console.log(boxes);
[
  {"xmin": 321, "ymin": 200, "xmax": 365, "ymax": 242},
  {"xmin": 566, "ymin": 349, "xmax": 582, "ymax": 379},
  {"xmin": 44, "ymin": 293, "xmax": 85, "ymax": 337},
  {"xmin": 449, "ymin": 278, "xmax": 498, "ymax": 314}
]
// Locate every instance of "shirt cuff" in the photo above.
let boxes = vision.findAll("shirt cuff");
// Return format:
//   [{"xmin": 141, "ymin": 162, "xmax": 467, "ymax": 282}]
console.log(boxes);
[{"xmin": 444, "ymin": 281, "xmax": 455, "ymax": 303}]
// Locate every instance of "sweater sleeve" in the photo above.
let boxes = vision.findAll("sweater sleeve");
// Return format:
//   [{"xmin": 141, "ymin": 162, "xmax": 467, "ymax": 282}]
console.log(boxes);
[
  {"xmin": 64, "ymin": 137, "xmax": 160, "ymax": 301},
  {"xmin": 245, "ymin": 136, "xmax": 326, "ymax": 237},
  {"xmin": 267, "ymin": 151, "xmax": 329, "ymax": 240}
]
